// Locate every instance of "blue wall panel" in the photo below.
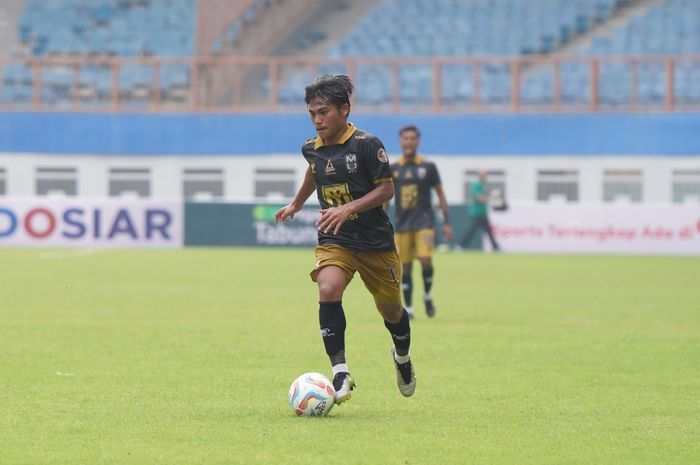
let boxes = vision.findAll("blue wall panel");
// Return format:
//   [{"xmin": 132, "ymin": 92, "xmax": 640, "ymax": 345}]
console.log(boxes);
[{"xmin": 1, "ymin": 112, "xmax": 698, "ymax": 156}]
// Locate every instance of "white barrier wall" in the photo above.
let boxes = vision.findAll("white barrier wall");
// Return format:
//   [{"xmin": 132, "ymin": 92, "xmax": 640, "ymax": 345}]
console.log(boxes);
[
  {"xmin": 0, "ymin": 198, "xmax": 183, "ymax": 248},
  {"xmin": 1, "ymin": 153, "xmax": 699, "ymax": 204},
  {"xmin": 490, "ymin": 203, "xmax": 700, "ymax": 255}
]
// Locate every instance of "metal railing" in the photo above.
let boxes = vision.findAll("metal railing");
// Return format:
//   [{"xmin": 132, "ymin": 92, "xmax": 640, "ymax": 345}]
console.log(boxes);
[{"xmin": 1, "ymin": 55, "xmax": 699, "ymax": 113}]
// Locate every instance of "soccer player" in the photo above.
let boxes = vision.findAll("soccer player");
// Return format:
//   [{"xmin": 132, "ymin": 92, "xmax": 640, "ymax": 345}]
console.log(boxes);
[
  {"xmin": 274, "ymin": 75, "xmax": 415, "ymax": 405},
  {"xmin": 389, "ymin": 125, "xmax": 452, "ymax": 318}
]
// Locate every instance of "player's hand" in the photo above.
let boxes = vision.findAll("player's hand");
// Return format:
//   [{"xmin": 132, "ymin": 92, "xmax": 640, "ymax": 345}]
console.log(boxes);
[
  {"xmin": 274, "ymin": 203, "xmax": 300, "ymax": 224},
  {"xmin": 442, "ymin": 224, "xmax": 453, "ymax": 242},
  {"xmin": 317, "ymin": 205, "xmax": 353, "ymax": 235}
]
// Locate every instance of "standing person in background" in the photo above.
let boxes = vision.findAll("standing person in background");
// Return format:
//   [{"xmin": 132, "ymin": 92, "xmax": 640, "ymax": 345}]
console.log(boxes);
[
  {"xmin": 461, "ymin": 170, "xmax": 500, "ymax": 252},
  {"xmin": 389, "ymin": 125, "xmax": 452, "ymax": 319}
]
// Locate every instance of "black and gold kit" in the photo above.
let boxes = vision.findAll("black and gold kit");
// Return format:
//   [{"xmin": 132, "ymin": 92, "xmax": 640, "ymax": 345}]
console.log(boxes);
[
  {"xmin": 302, "ymin": 123, "xmax": 396, "ymax": 252},
  {"xmin": 390, "ymin": 155, "xmax": 442, "ymax": 232}
]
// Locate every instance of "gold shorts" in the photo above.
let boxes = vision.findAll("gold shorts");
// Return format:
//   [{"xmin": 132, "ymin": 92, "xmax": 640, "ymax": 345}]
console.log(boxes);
[
  {"xmin": 310, "ymin": 244, "xmax": 402, "ymax": 306},
  {"xmin": 395, "ymin": 229, "xmax": 435, "ymax": 263}
]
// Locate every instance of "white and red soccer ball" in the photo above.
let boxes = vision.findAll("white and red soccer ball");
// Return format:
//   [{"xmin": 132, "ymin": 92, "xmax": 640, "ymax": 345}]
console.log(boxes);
[{"xmin": 288, "ymin": 372, "xmax": 335, "ymax": 417}]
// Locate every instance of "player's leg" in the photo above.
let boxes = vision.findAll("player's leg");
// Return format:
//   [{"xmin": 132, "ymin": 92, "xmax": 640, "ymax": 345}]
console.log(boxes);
[
  {"xmin": 418, "ymin": 256, "xmax": 436, "ymax": 317},
  {"xmin": 416, "ymin": 229, "xmax": 436, "ymax": 317},
  {"xmin": 482, "ymin": 216, "xmax": 501, "ymax": 251},
  {"xmin": 401, "ymin": 261, "xmax": 414, "ymax": 318},
  {"xmin": 377, "ymin": 301, "xmax": 416, "ymax": 397},
  {"xmin": 461, "ymin": 218, "xmax": 480, "ymax": 249},
  {"xmin": 357, "ymin": 252, "xmax": 416, "ymax": 397},
  {"xmin": 395, "ymin": 232, "xmax": 415, "ymax": 318},
  {"xmin": 310, "ymin": 246, "xmax": 356, "ymax": 404}
]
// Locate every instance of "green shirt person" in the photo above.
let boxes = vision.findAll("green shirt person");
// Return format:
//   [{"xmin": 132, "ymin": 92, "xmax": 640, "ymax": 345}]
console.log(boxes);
[
  {"xmin": 469, "ymin": 178, "xmax": 488, "ymax": 218},
  {"xmin": 462, "ymin": 171, "xmax": 501, "ymax": 251}
]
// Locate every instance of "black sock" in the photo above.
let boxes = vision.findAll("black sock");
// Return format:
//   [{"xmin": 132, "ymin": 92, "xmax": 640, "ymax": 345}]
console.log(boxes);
[
  {"xmin": 402, "ymin": 273, "xmax": 413, "ymax": 307},
  {"xmin": 319, "ymin": 301, "xmax": 346, "ymax": 366},
  {"xmin": 384, "ymin": 309, "xmax": 411, "ymax": 356},
  {"xmin": 422, "ymin": 266, "xmax": 434, "ymax": 296}
]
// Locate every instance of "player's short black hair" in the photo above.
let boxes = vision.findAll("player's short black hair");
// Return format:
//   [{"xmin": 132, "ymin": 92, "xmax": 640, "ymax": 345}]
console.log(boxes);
[
  {"xmin": 305, "ymin": 74, "xmax": 354, "ymax": 114},
  {"xmin": 399, "ymin": 125, "xmax": 421, "ymax": 137}
]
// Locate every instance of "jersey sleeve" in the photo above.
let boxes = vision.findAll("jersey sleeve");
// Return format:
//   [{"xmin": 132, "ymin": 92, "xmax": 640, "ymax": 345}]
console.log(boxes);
[
  {"xmin": 362, "ymin": 137, "xmax": 393, "ymax": 185},
  {"xmin": 300, "ymin": 142, "xmax": 310, "ymax": 162}
]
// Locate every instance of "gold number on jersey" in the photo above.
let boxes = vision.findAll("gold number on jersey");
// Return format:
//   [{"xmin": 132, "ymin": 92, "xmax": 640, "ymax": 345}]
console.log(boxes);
[
  {"xmin": 323, "ymin": 183, "xmax": 352, "ymax": 206},
  {"xmin": 400, "ymin": 184, "xmax": 419, "ymax": 209},
  {"xmin": 322, "ymin": 183, "xmax": 358, "ymax": 220}
]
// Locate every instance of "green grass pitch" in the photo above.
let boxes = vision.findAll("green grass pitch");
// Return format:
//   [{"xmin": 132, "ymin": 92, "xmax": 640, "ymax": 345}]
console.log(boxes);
[{"xmin": 1, "ymin": 248, "xmax": 698, "ymax": 465}]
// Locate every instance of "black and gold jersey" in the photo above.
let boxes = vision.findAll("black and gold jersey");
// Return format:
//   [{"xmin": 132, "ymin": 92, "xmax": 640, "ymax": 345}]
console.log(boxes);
[
  {"xmin": 390, "ymin": 155, "xmax": 442, "ymax": 232},
  {"xmin": 302, "ymin": 123, "xmax": 395, "ymax": 252}
]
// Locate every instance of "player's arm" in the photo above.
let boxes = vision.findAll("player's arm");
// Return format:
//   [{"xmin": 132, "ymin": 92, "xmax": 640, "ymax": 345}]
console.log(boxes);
[
  {"xmin": 475, "ymin": 193, "xmax": 489, "ymax": 204},
  {"xmin": 383, "ymin": 164, "xmax": 396, "ymax": 213},
  {"xmin": 317, "ymin": 181, "xmax": 394, "ymax": 235},
  {"xmin": 434, "ymin": 184, "xmax": 453, "ymax": 242},
  {"xmin": 274, "ymin": 165, "xmax": 315, "ymax": 223},
  {"xmin": 474, "ymin": 185, "xmax": 489, "ymax": 204},
  {"xmin": 382, "ymin": 188, "xmax": 393, "ymax": 213}
]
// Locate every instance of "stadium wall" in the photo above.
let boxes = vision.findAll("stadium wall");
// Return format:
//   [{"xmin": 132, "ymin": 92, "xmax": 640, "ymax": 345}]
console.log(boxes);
[
  {"xmin": 2, "ymin": 112, "xmax": 699, "ymax": 254},
  {"xmin": 2, "ymin": 112, "xmax": 699, "ymax": 204},
  {"xmin": 1, "ymin": 112, "xmax": 699, "ymax": 156},
  {"xmin": 1, "ymin": 153, "xmax": 699, "ymax": 203}
]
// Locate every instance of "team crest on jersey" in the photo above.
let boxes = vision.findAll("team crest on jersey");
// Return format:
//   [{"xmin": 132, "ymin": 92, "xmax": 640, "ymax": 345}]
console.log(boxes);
[
  {"xmin": 325, "ymin": 159, "xmax": 336, "ymax": 174},
  {"xmin": 345, "ymin": 153, "xmax": 358, "ymax": 174},
  {"xmin": 405, "ymin": 170, "xmax": 414, "ymax": 179},
  {"xmin": 418, "ymin": 167, "xmax": 427, "ymax": 179},
  {"xmin": 377, "ymin": 148, "xmax": 388, "ymax": 163}
]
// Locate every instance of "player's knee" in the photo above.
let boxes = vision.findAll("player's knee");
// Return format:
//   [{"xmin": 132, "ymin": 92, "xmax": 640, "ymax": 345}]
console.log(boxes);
[
  {"xmin": 377, "ymin": 303, "xmax": 404, "ymax": 323},
  {"xmin": 318, "ymin": 281, "xmax": 343, "ymax": 301}
]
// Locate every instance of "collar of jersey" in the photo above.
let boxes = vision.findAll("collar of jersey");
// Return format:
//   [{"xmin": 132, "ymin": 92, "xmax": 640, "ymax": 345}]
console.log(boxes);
[
  {"xmin": 314, "ymin": 122, "xmax": 356, "ymax": 149},
  {"xmin": 399, "ymin": 154, "xmax": 424, "ymax": 166}
]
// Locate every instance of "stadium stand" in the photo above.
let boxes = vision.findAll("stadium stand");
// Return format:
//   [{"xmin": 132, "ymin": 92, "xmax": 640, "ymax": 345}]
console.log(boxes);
[
  {"xmin": 572, "ymin": 0, "xmax": 700, "ymax": 105},
  {"xmin": 4, "ymin": 0, "xmax": 195, "ymax": 106},
  {"xmin": 1, "ymin": 0, "xmax": 699, "ymax": 108},
  {"xmin": 272, "ymin": 0, "xmax": 628, "ymax": 105},
  {"xmin": 328, "ymin": 0, "xmax": 626, "ymax": 57},
  {"xmin": 274, "ymin": 0, "xmax": 699, "ymax": 107},
  {"xmin": 18, "ymin": 0, "xmax": 195, "ymax": 56}
]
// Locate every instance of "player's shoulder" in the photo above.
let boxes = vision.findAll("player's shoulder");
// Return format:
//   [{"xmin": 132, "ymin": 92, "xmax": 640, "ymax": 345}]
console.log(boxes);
[
  {"xmin": 301, "ymin": 136, "xmax": 318, "ymax": 152},
  {"xmin": 352, "ymin": 128, "xmax": 388, "ymax": 161},
  {"xmin": 352, "ymin": 128, "xmax": 384, "ymax": 147},
  {"xmin": 419, "ymin": 156, "xmax": 438, "ymax": 169}
]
